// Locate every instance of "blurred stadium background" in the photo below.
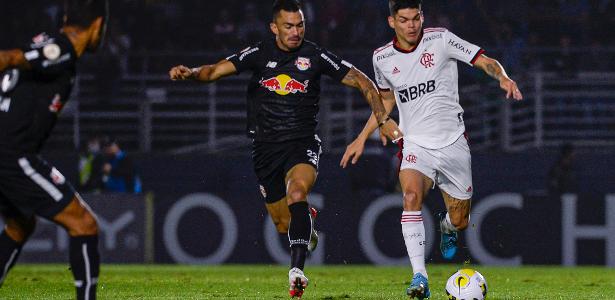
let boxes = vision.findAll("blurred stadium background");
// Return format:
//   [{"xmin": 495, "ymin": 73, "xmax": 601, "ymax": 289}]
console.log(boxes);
[{"xmin": 1, "ymin": 0, "xmax": 614, "ymax": 274}]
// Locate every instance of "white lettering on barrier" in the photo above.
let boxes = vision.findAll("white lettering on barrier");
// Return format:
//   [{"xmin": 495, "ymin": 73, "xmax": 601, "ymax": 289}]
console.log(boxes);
[{"xmin": 562, "ymin": 194, "xmax": 615, "ymax": 267}]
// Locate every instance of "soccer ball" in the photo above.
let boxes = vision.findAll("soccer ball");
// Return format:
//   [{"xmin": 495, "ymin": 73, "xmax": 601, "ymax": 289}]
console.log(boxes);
[{"xmin": 445, "ymin": 269, "xmax": 488, "ymax": 300}]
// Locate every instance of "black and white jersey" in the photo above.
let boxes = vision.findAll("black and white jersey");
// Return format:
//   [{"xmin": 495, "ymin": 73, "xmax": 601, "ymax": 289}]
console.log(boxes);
[
  {"xmin": 226, "ymin": 38, "xmax": 352, "ymax": 142},
  {"xmin": 0, "ymin": 31, "xmax": 77, "ymax": 154}
]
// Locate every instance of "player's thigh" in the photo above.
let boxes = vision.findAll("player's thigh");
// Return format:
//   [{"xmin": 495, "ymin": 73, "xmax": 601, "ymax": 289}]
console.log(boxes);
[
  {"xmin": 52, "ymin": 194, "xmax": 98, "ymax": 236},
  {"xmin": 398, "ymin": 140, "xmax": 437, "ymax": 209},
  {"xmin": 284, "ymin": 135, "xmax": 321, "ymax": 198},
  {"xmin": 0, "ymin": 155, "xmax": 74, "ymax": 220},
  {"xmin": 436, "ymin": 135, "xmax": 473, "ymax": 201},
  {"xmin": 399, "ymin": 169, "xmax": 434, "ymax": 210}
]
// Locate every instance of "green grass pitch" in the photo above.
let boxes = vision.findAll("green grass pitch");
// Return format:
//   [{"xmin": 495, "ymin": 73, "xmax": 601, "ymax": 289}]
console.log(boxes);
[{"xmin": 1, "ymin": 264, "xmax": 614, "ymax": 299}]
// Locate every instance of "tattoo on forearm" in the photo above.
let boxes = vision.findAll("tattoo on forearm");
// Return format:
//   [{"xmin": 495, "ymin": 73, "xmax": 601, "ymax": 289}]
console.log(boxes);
[
  {"xmin": 485, "ymin": 61, "xmax": 503, "ymax": 81},
  {"xmin": 344, "ymin": 68, "xmax": 387, "ymax": 120}
]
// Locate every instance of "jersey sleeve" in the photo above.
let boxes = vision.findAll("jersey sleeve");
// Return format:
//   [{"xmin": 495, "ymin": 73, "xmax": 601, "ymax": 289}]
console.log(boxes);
[
  {"xmin": 372, "ymin": 57, "xmax": 391, "ymax": 91},
  {"xmin": 443, "ymin": 30, "xmax": 485, "ymax": 66},
  {"xmin": 22, "ymin": 33, "xmax": 76, "ymax": 77},
  {"xmin": 318, "ymin": 48, "xmax": 352, "ymax": 82},
  {"xmin": 225, "ymin": 43, "xmax": 262, "ymax": 74}
]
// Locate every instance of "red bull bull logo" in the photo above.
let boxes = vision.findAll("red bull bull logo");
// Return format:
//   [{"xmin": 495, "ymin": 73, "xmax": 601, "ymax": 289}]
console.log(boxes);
[{"xmin": 259, "ymin": 74, "xmax": 309, "ymax": 96}]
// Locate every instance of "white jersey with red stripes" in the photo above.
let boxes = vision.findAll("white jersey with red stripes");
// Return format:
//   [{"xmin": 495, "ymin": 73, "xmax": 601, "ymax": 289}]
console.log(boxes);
[{"xmin": 373, "ymin": 27, "xmax": 484, "ymax": 149}]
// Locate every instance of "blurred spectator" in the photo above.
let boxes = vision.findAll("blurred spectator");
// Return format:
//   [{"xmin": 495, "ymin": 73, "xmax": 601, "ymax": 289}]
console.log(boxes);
[
  {"xmin": 102, "ymin": 138, "xmax": 142, "ymax": 194},
  {"xmin": 348, "ymin": 2, "xmax": 387, "ymax": 49},
  {"xmin": 551, "ymin": 35, "xmax": 577, "ymax": 77},
  {"xmin": 78, "ymin": 136, "xmax": 105, "ymax": 193},
  {"xmin": 212, "ymin": 9, "xmax": 238, "ymax": 50},
  {"xmin": 237, "ymin": 3, "xmax": 267, "ymax": 45},
  {"xmin": 548, "ymin": 144, "xmax": 578, "ymax": 195}
]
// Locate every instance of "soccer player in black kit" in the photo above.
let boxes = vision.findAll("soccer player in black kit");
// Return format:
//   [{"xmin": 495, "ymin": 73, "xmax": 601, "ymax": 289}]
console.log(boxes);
[
  {"xmin": 170, "ymin": 0, "xmax": 402, "ymax": 298},
  {"xmin": 0, "ymin": 1, "xmax": 108, "ymax": 299}
]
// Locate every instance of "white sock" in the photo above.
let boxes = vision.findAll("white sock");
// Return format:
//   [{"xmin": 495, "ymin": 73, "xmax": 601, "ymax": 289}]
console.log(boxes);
[
  {"xmin": 440, "ymin": 213, "xmax": 457, "ymax": 234},
  {"xmin": 401, "ymin": 211, "xmax": 427, "ymax": 278}
]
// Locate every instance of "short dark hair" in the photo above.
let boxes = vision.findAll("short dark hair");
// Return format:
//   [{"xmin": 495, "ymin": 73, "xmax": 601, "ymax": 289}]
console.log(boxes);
[
  {"xmin": 64, "ymin": 0, "xmax": 109, "ymax": 28},
  {"xmin": 389, "ymin": 0, "xmax": 422, "ymax": 16},
  {"xmin": 272, "ymin": 0, "xmax": 302, "ymax": 20}
]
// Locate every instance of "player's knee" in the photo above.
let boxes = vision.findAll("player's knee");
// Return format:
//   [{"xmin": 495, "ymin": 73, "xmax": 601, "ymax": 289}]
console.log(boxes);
[
  {"xmin": 287, "ymin": 190, "xmax": 307, "ymax": 204},
  {"xmin": 287, "ymin": 180, "xmax": 308, "ymax": 204},
  {"xmin": 402, "ymin": 191, "xmax": 422, "ymax": 210},
  {"xmin": 66, "ymin": 211, "xmax": 98, "ymax": 236}
]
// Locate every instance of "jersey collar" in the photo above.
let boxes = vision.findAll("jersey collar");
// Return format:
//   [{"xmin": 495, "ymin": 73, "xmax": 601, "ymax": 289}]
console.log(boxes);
[{"xmin": 392, "ymin": 29, "xmax": 424, "ymax": 54}]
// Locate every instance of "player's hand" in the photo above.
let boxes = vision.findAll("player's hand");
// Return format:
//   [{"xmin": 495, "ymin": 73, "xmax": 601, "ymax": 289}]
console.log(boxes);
[
  {"xmin": 340, "ymin": 138, "xmax": 366, "ymax": 168},
  {"xmin": 169, "ymin": 65, "xmax": 194, "ymax": 81},
  {"xmin": 500, "ymin": 77, "xmax": 523, "ymax": 101},
  {"xmin": 379, "ymin": 118, "xmax": 403, "ymax": 146}
]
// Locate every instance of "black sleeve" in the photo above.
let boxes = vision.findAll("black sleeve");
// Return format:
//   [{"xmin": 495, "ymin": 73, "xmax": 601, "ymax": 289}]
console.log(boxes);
[
  {"xmin": 225, "ymin": 43, "xmax": 262, "ymax": 74},
  {"xmin": 318, "ymin": 48, "xmax": 352, "ymax": 82},
  {"xmin": 21, "ymin": 33, "xmax": 76, "ymax": 77}
]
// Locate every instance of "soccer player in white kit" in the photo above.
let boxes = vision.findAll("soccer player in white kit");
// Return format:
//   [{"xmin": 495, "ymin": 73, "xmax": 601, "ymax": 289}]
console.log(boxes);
[{"xmin": 340, "ymin": 0, "xmax": 523, "ymax": 298}]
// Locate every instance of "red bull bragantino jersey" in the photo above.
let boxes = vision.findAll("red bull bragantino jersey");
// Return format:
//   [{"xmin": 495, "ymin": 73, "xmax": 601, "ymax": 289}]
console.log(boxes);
[
  {"xmin": 0, "ymin": 31, "xmax": 77, "ymax": 154},
  {"xmin": 227, "ymin": 38, "xmax": 352, "ymax": 142}
]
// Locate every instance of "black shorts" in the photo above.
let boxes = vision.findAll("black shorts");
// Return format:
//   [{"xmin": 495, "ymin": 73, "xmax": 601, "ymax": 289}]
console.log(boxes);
[
  {"xmin": 0, "ymin": 154, "xmax": 75, "ymax": 219},
  {"xmin": 252, "ymin": 135, "xmax": 322, "ymax": 203}
]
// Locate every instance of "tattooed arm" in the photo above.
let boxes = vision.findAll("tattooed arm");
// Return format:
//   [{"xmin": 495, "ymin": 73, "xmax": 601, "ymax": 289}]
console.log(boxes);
[
  {"xmin": 474, "ymin": 54, "xmax": 523, "ymax": 100},
  {"xmin": 341, "ymin": 67, "xmax": 401, "ymax": 142},
  {"xmin": 341, "ymin": 67, "xmax": 388, "ymax": 123}
]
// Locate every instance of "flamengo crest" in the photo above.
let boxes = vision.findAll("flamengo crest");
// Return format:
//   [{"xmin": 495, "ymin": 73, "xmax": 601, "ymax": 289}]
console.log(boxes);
[{"xmin": 420, "ymin": 52, "xmax": 435, "ymax": 68}]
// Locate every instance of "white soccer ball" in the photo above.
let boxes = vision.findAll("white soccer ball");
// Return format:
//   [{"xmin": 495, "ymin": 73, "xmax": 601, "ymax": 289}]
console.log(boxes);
[{"xmin": 445, "ymin": 269, "xmax": 488, "ymax": 300}]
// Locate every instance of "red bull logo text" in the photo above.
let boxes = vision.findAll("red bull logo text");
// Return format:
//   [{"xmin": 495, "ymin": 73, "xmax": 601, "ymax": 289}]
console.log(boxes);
[{"xmin": 260, "ymin": 74, "xmax": 309, "ymax": 96}]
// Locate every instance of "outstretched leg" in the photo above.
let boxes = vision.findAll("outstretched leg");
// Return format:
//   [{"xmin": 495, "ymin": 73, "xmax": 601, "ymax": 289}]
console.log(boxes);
[
  {"xmin": 51, "ymin": 195, "xmax": 99, "ymax": 300},
  {"xmin": 285, "ymin": 163, "xmax": 316, "ymax": 298}
]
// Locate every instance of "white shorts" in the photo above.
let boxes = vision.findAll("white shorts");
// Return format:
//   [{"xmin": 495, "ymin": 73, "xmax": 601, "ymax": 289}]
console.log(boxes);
[{"xmin": 398, "ymin": 134, "xmax": 473, "ymax": 200}]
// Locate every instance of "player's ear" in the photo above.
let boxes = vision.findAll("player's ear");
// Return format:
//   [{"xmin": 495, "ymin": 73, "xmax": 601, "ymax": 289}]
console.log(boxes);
[
  {"xmin": 270, "ymin": 22, "xmax": 279, "ymax": 36},
  {"xmin": 387, "ymin": 15, "xmax": 395, "ymax": 29}
]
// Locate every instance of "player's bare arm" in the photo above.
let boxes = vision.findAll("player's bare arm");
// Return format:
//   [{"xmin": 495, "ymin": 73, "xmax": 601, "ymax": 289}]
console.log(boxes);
[
  {"xmin": 169, "ymin": 59, "xmax": 237, "ymax": 82},
  {"xmin": 341, "ymin": 67, "xmax": 401, "ymax": 142},
  {"xmin": 473, "ymin": 54, "xmax": 523, "ymax": 101},
  {"xmin": 340, "ymin": 89, "xmax": 397, "ymax": 168},
  {"xmin": 0, "ymin": 49, "xmax": 28, "ymax": 72}
]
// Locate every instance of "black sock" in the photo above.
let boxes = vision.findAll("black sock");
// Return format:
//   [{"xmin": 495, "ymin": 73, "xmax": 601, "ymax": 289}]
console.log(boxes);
[
  {"xmin": 290, "ymin": 245, "xmax": 308, "ymax": 270},
  {"xmin": 0, "ymin": 231, "xmax": 22, "ymax": 286},
  {"xmin": 288, "ymin": 202, "xmax": 311, "ymax": 270},
  {"xmin": 69, "ymin": 235, "xmax": 100, "ymax": 300}
]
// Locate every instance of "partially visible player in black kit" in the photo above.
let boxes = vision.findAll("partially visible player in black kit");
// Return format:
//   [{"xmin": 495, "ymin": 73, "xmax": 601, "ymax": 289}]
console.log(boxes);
[
  {"xmin": 170, "ymin": 0, "xmax": 401, "ymax": 298},
  {"xmin": 0, "ymin": 1, "xmax": 108, "ymax": 299}
]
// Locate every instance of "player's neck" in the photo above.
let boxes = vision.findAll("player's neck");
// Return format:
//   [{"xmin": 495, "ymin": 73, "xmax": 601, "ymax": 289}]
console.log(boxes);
[
  {"xmin": 394, "ymin": 35, "xmax": 418, "ymax": 52},
  {"xmin": 61, "ymin": 26, "xmax": 89, "ymax": 58}
]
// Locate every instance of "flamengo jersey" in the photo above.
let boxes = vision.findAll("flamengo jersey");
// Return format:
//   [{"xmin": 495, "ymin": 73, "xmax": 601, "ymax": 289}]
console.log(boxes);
[{"xmin": 373, "ymin": 28, "xmax": 484, "ymax": 149}]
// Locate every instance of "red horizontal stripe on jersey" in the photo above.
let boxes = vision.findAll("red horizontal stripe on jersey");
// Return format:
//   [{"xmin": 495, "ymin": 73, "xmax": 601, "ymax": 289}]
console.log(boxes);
[
  {"xmin": 424, "ymin": 27, "xmax": 446, "ymax": 32},
  {"xmin": 374, "ymin": 43, "xmax": 393, "ymax": 55}
]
